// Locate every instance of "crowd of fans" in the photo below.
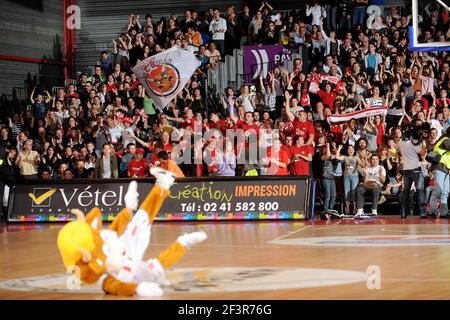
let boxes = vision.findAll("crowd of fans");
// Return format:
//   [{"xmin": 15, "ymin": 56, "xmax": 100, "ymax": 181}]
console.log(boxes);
[{"xmin": 2, "ymin": 0, "xmax": 450, "ymax": 217}]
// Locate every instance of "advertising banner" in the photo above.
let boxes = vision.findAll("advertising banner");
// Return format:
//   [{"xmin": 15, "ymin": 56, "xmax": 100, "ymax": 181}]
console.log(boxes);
[
  {"xmin": 8, "ymin": 177, "xmax": 313, "ymax": 222},
  {"xmin": 243, "ymin": 45, "xmax": 292, "ymax": 84}
]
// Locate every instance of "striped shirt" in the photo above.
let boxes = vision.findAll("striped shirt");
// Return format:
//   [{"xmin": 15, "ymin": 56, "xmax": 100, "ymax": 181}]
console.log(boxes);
[
  {"xmin": 262, "ymin": 88, "xmax": 276, "ymax": 112},
  {"xmin": 365, "ymin": 97, "xmax": 384, "ymax": 108},
  {"xmin": 10, "ymin": 123, "xmax": 22, "ymax": 140}
]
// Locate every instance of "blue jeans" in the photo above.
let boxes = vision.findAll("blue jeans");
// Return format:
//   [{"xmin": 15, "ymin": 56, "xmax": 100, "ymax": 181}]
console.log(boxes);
[
  {"xmin": 430, "ymin": 170, "xmax": 450, "ymax": 215},
  {"xmin": 426, "ymin": 186, "xmax": 433, "ymax": 202},
  {"xmin": 389, "ymin": 177, "xmax": 399, "ymax": 195},
  {"xmin": 344, "ymin": 175, "xmax": 359, "ymax": 201},
  {"xmin": 352, "ymin": 6, "xmax": 366, "ymax": 26},
  {"xmin": 322, "ymin": 178, "xmax": 336, "ymax": 211}
]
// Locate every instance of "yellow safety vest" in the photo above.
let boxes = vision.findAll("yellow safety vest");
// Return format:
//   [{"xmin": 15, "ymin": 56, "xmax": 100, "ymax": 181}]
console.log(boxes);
[
  {"xmin": 434, "ymin": 137, "xmax": 450, "ymax": 169},
  {"xmin": 245, "ymin": 169, "xmax": 258, "ymax": 176}
]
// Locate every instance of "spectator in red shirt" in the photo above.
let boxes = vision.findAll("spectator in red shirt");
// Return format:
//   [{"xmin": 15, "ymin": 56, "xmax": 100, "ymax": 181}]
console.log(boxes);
[
  {"xmin": 318, "ymin": 83, "xmax": 338, "ymax": 111},
  {"xmin": 148, "ymin": 141, "xmax": 164, "ymax": 166},
  {"xmin": 262, "ymin": 139, "xmax": 289, "ymax": 176},
  {"xmin": 127, "ymin": 148, "xmax": 148, "ymax": 177},
  {"xmin": 104, "ymin": 74, "xmax": 117, "ymax": 93},
  {"xmin": 207, "ymin": 112, "xmax": 228, "ymax": 135},
  {"xmin": 410, "ymin": 90, "xmax": 429, "ymax": 112},
  {"xmin": 435, "ymin": 88, "xmax": 450, "ymax": 110},
  {"xmin": 289, "ymin": 136, "xmax": 313, "ymax": 176},
  {"xmin": 229, "ymin": 99, "xmax": 260, "ymax": 155},
  {"xmin": 285, "ymin": 91, "xmax": 315, "ymax": 146}
]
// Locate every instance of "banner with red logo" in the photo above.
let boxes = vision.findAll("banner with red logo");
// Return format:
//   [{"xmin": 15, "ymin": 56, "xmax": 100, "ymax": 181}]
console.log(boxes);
[
  {"xmin": 133, "ymin": 46, "xmax": 200, "ymax": 110},
  {"xmin": 327, "ymin": 107, "xmax": 388, "ymax": 123}
]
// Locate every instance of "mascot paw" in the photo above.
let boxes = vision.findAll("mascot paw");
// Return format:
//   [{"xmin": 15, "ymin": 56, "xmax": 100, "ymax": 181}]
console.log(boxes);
[
  {"xmin": 124, "ymin": 180, "xmax": 139, "ymax": 211},
  {"xmin": 150, "ymin": 167, "xmax": 176, "ymax": 190},
  {"xmin": 136, "ymin": 282, "xmax": 163, "ymax": 297},
  {"xmin": 143, "ymin": 258, "xmax": 171, "ymax": 286},
  {"xmin": 177, "ymin": 231, "xmax": 207, "ymax": 249}
]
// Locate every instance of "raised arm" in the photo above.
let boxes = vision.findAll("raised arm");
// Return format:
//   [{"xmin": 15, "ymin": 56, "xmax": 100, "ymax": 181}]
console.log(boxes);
[
  {"xmin": 284, "ymin": 90, "xmax": 295, "ymax": 122},
  {"xmin": 228, "ymin": 97, "xmax": 238, "ymax": 124},
  {"xmin": 135, "ymin": 15, "xmax": 142, "ymax": 30},
  {"xmin": 335, "ymin": 144, "xmax": 345, "ymax": 161},
  {"xmin": 320, "ymin": 17, "xmax": 328, "ymax": 40},
  {"xmin": 306, "ymin": 4, "xmax": 312, "ymax": 17},
  {"xmin": 264, "ymin": 0, "xmax": 273, "ymax": 11},
  {"xmin": 30, "ymin": 86, "xmax": 36, "ymax": 104},
  {"xmin": 259, "ymin": 75, "xmax": 266, "ymax": 94},
  {"xmin": 321, "ymin": 142, "xmax": 331, "ymax": 161},
  {"xmin": 112, "ymin": 39, "xmax": 118, "ymax": 55}
]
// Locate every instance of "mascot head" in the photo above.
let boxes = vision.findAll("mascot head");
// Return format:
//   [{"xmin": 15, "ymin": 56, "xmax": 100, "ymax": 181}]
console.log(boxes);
[{"xmin": 57, "ymin": 208, "xmax": 106, "ymax": 278}]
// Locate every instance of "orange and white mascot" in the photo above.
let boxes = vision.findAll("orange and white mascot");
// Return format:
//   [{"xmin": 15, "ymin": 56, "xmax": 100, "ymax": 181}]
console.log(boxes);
[{"xmin": 57, "ymin": 167, "xmax": 207, "ymax": 297}]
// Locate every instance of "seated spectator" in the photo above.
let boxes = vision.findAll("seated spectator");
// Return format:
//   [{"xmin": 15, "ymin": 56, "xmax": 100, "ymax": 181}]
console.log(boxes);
[
  {"xmin": 40, "ymin": 168, "xmax": 52, "ymax": 180},
  {"xmin": 73, "ymin": 159, "xmax": 87, "ymax": 179},
  {"xmin": 355, "ymin": 154, "xmax": 387, "ymax": 216},
  {"xmin": 63, "ymin": 168, "xmax": 74, "ymax": 180}
]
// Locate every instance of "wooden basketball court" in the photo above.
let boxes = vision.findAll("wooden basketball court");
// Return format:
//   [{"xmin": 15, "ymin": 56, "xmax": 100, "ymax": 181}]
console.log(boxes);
[{"xmin": 1, "ymin": 217, "xmax": 450, "ymax": 299}]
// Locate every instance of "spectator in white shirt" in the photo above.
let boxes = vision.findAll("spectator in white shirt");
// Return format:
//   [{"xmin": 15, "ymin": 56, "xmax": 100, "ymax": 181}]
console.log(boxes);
[
  {"xmin": 355, "ymin": 154, "xmax": 386, "ymax": 216},
  {"xmin": 306, "ymin": 2, "xmax": 326, "ymax": 27},
  {"xmin": 209, "ymin": 8, "xmax": 227, "ymax": 58}
]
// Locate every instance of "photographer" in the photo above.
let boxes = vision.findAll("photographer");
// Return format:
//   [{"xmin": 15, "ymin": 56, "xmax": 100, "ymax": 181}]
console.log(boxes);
[{"xmin": 398, "ymin": 128, "xmax": 427, "ymax": 219}]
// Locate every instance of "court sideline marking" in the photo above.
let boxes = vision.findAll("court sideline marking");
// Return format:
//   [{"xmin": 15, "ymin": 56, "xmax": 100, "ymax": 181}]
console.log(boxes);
[{"xmin": 269, "ymin": 225, "xmax": 312, "ymax": 243}]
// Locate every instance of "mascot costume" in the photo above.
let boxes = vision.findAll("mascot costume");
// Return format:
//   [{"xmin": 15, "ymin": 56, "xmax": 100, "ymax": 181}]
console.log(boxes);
[{"xmin": 57, "ymin": 167, "xmax": 207, "ymax": 297}]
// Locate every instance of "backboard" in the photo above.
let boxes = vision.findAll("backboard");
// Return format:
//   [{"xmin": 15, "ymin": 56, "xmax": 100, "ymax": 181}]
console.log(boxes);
[{"xmin": 409, "ymin": 0, "xmax": 450, "ymax": 51}]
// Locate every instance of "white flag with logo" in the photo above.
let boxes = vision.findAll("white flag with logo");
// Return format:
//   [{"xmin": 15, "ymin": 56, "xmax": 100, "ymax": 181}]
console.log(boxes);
[{"xmin": 133, "ymin": 46, "xmax": 200, "ymax": 110}]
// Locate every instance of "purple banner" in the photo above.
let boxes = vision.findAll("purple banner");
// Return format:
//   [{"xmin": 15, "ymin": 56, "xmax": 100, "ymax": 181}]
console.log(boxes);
[{"xmin": 243, "ymin": 45, "xmax": 292, "ymax": 84}]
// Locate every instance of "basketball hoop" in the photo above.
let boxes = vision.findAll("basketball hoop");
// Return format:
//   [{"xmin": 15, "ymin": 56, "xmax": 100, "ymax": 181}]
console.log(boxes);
[{"xmin": 409, "ymin": 0, "xmax": 450, "ymax": 51}]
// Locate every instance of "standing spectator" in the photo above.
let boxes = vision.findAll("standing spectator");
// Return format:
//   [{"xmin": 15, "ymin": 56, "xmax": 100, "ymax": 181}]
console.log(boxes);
[
  {"xmin": 248, "ymin": 10, "xmax": 263, "ymax": 43},
  {"xmin": 399, "ymin": 134, "xmax": 426, "ymax": 218},
  {"xmin": 236, "ymin": 85, "xmax": 255, "ymax": 113},
  {"xmin": 98, "ymin": 51, "xmax": 114, "ymax": 74},
  {"xmin": 95, "ymin": 143, "xmax": 118, "ymax": 179},
  {"xmin": 128, "ymin": 148, "xmax": 148, "ymax": 178},
  {"xmin": 16, "ymin": 139, "xmax": 40, "ymax": 180},
  {"xmin": 342, "ymin": 145, "xmax": 359, "ymax": 215},
  {"xmin": 216, "ymin": 138, "xmax": 236, "ymax": 176},
  {"xmin": 73, "ymin": 160, "xmax": 87, "ymax": 179},
  {"xmin": 238, "ymin": 5, "xmax": 251, "ymax": 47},
  {"xmin": 429, "ymin": 128, "xmax": 450, "ymax": 217},
  {"xmin": 205, "ymin": 42, "xmax": 221, "ymax": 69},
  {"xmin": 320, "ymin": 142, "xmax": 338, "ymax": 214},
  {"xmin": 284, "ymin": 91, "xmax": 315, "ymax": 146},
  {"xmin": 364, "ymin": 43, "xmax": 383, "ymax": 78},
  {"xmin": 119, "ymin": 143, "xmax": 136, "ymax": 176},
  {"xmin": 209, "ymin": 8, "xmax": 227, "ymax": 58},
  {"xmin": 262, "ymin": 139, "xmax": 289, "ymax": 176},
  {"xmin": 353, "ymin": 0, "xmax": 368, "ymax": 26},
  {"xmin": 306, "ymin": 1, "xmax": 327, "ymax": 27},
  {"xmin": 355, "ymin": 154, "xmax": 386, "ymax": 216},
  {"xmin": 30, "ymin": 87, "xmax": 51, "ymax": 121},
  {"xmin": 289, "ymin": 136, "xmax": 313, "ymax": 176},
  {"xmin": 157, "ymin": 151, "xmax": 185, "ymax": 178}
]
